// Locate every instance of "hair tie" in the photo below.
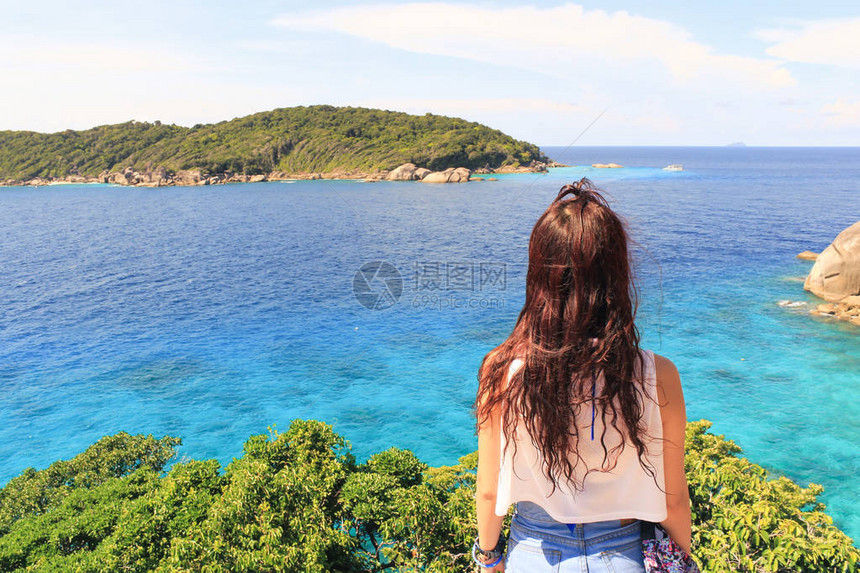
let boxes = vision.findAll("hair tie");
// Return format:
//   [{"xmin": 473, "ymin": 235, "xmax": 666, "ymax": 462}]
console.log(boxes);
[{"xmin": 554, "ymin": 178, "xmax": 595, "ymax": 202}]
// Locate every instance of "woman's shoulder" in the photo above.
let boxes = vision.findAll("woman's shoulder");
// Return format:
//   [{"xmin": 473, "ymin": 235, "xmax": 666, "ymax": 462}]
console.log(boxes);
[
  {"xmin": 651, "ymin": 353, "xmax": 680, "ymax": 385},
  {"xmin": 649, "ymin": 352, "xmax": 684, "ymax": 413}
]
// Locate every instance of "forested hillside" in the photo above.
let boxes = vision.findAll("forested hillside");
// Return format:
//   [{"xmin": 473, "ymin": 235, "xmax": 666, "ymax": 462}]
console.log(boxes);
[{"xmin": 0, "ymin": 106, "xmax": 549, "ymax": 180}]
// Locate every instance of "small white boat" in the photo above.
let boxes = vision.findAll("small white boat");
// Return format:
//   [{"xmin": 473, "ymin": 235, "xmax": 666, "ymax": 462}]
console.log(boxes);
[{"xmin": 663, "ymin": 164, "xmax": 684, "ymax": 171}]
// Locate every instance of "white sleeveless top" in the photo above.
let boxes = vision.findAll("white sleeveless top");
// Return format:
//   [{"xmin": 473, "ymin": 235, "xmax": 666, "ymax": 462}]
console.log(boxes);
[{"xmin": 495, "ymin": 349, "xmax": 667, "ymax": 523}]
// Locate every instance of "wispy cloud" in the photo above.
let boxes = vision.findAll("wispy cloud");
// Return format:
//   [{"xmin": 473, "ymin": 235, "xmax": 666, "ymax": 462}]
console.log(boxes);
[
  {"xmin": 362, "ymin": 98, "xmax": 587, "ymax": 115},
  {"xmin": 821, "ymin": 98, "xmax": 860, "ymax": 127},
  {"xmin": 0, "ymin": 36, "xmax": 302, "ymax": 133},
  {"xmin": 274, "ymin": 2, "xmax": 796, "ymax": 89},
  {"xmin": 758, "ymin": 18, "xmax": 860, "ymax": 69},
  {"xmin": 1, "ymin": 1, "xmax": 855, "ymax": 144},
  {"xmin": 0, "ymin": 39, "xmax": 195, "ymax": 74}
]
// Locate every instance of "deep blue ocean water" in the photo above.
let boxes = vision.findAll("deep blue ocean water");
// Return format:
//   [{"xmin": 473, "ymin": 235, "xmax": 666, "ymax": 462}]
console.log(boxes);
[{"xmin": 1, "ymin": 146, "xmax": 858, "ymax": 540}]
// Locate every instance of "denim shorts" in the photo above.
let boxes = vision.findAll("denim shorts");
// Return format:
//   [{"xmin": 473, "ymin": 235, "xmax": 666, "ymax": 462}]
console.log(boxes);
[{"xmin": 505, "ymin": 502, "xmax": 645, "ymax": 573}]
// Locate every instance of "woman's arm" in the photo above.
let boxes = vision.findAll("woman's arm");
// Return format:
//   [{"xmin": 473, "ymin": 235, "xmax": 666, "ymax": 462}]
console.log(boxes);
[
  {"xmin": 476, "ymin": 399, "xmax": 505, "ymax": 571},
  {"xmin": 654, "ymin": 353, "xmax": 693, "ymax": 556}
]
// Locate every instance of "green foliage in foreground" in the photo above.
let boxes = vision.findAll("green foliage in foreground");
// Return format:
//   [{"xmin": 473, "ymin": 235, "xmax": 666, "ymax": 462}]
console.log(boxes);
[
  {"xmin": 0, "ymin": 420, "xmax": 856, "ymax": 572},
  {"xmin": 0, "ymin": 106, "xmax": 550, "ymax": 180}
]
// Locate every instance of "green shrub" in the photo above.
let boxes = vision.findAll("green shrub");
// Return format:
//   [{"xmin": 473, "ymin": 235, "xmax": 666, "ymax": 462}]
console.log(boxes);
[
  {"xmin": 341, "ymin": 448, "xmax": 475, "ymax": 571},
  {"xmin": 99, "ymin": 459, "xmax": 225, "ymax": 571},
  {"xmin": 161, "ymin": 421, "xmax": 360, "ymax": 572},
  {"xmin": 0, "ymin": 419, "xmax": 856, "ymax": 572},
  {"xmin": 0, "ymin": 431, "xmax": 179, "ymax": 535},
  {"xmin": 0, "ymin": 467, "xmax": 160, "ymax": 571},
  {"xmin": 685, "ymin": 420, "xmax": 858, "ymax": 572}
]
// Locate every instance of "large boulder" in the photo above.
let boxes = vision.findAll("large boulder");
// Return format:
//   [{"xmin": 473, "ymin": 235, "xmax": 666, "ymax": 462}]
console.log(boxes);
[
  {"xmin": 804, "ymin": 221, "xmax": 860, "ymax": 302},
  {"xmin": 175, "ymin": 170, "xmax": 204, "ymax": 185},
  {"xmin": 110, "ymin": 166, "xmax": 142, "ymax": 186},
  {"xmin": 140, "ymin": 165, "xmax": 169, "ymax": 186},
  {"xmin": 387, "ymin": 163, "xmax": 425, "ymax": 181},
  {"xmin": 421, "ymin": 167, "xmax": 471, "ymax": 183},
  {"xmin": 109, "ymin": 168, "xmax": 134, "ymax": 185}
]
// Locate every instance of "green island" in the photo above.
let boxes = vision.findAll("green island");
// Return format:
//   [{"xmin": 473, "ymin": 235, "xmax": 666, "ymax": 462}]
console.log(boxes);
[
  {"xmin": 0, "ymin": 106, "xmax": 551, "ymax": 186},
  {"xmin": 0, "ymin": 420, "xmax": 856, "ymax": 572}
]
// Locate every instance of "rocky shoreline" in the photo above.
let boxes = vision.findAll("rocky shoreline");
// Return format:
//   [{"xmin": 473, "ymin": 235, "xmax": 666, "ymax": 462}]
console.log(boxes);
[
  {"xmin": 810, "ymin": 297, "xmax": 860, "ymax": 325},
  {"xmin": 795, "ymin": 221, "xmax": 860, "ymax": 327},
  {"xmin": 1, "ymin": 160, "xmax": 567, "ymax": 188}
]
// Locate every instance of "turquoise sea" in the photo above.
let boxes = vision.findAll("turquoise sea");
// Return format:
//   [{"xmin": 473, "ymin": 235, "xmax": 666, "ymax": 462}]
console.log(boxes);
[{"xmin": 1, "ymin": 146, "xmax": 858, "ymax": 540}]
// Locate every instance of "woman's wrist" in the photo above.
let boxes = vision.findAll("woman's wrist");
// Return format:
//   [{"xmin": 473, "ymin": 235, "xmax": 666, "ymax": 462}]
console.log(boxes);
[{"xmin": 472, "ymin": 535, "xmax": 506, "ymax": 568}]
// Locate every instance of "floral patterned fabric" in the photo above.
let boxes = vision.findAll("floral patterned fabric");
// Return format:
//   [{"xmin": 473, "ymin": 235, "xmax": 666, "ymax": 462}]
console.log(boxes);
[{"xmin": 641, "ymin": 523, "xmax": 700, "ymax": 573}]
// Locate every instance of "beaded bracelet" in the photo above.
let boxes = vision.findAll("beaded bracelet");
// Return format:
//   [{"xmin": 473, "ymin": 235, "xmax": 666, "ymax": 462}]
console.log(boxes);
[{"xmin": 472, "ymin": 536, "xmax": 505, "ymax": 568}]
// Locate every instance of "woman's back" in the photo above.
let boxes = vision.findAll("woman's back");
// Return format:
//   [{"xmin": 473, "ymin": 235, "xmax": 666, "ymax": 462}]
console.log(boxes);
[
  {"xmin": 495, "ymin": 348, "xmax": 667, "ymax": 523},
  {"xmin": 473, "ymin": 180, "xmax": 692, "ymax": 571}
]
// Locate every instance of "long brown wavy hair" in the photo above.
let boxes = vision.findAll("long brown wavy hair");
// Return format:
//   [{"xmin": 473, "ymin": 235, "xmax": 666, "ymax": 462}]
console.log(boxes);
[{"xmin": 475, "ymin": 178, "xmax": 658, "ymax": 493}]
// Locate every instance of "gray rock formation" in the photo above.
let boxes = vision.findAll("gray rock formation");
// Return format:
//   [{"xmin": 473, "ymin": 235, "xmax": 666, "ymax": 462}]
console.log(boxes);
[
  {"xmin": 810, "ymin": 298, "xmax": 860, "ymax": 326},
  {"xmin": 386, "ymin": 163, "xmax": 432, "ymax": 181},
  {"xmin": 109, "ymin": 167, "xmax": 136, "ymax": 186},
  {"xmin": 387, "ymin": 163, "xmax": 420, "ymax": 181},
  {"xmin": 495, "ymin": 161, "xmax": 549, "ymax": 173},
  {"xmin": 421, "ymin": 167, "xmax": 471, "ymax": 183},
  {"xmin": 139, "ymin": 166, "xmax": 169, "ymax": 186},
  {"xmin": 175, "ymin": 170, "xmax": 204, "ymax": 185},
  {"xmin": 804, "ymin": 221, "xmax": 860, "ymax": 303}
]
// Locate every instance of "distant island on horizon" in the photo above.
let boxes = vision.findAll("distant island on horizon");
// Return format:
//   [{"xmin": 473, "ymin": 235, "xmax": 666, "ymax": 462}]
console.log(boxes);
[{"xmin": 0, "ymin": 106, "xmax": 552, "ymax": 187}]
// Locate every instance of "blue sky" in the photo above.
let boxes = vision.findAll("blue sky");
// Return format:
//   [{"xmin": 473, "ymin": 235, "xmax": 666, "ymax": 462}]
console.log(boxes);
[{"xmin": 2, "ymin": 1, "xmax": 858, "ymax": 145}]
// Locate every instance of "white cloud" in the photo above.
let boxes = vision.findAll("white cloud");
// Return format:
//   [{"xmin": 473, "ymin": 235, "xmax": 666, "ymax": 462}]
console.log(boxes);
[
  {"xmin": 821, "ymin": 99, "xmax": 860, "ymax": 127},
  {"xmin": 2, "ymin": 4, "xmax": 853, "ymax": 144},
  {"xmin": 343, "ymin": 95, "xmax": 683, "ymax": 145},
  {"xmin": 363, "ymin": 97, "xmax": 587, "ymax": 116},
  {"xmin": 274, "ymin": 2, "xmax": 796, "ymax": 90},
  {"xmin": 758, "ymin": 18, "xmax": 860, "ymax": 68},
  {"xmin": 0, "ymin": 37, "xmax": 303, "ymax": 132},
  {"xmin": 0, "ymin": 41, "xmax": 194, "ymax": 75}
]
